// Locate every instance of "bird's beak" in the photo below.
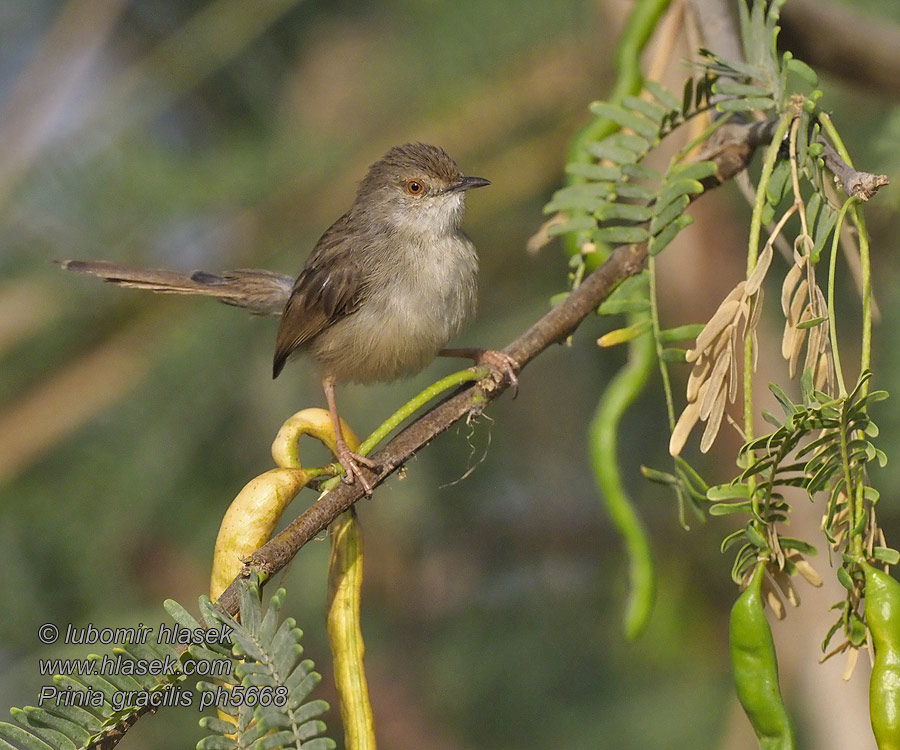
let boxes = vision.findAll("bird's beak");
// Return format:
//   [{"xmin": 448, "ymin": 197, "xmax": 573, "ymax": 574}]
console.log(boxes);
[{"xmin": 449, "ymin": 176, "xmax": 491, "ymax": 192}]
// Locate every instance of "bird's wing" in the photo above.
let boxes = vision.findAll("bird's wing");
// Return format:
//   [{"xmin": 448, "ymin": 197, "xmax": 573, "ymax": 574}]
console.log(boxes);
[{"xmin": 272, "ymin": 213, "xmax": 369, "ymax": 377}]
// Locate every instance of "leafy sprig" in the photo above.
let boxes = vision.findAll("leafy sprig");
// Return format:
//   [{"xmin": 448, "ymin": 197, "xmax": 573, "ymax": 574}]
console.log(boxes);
[{"xmin": 0, "ymin": 578, "xmax": 333, "ymax": 750}]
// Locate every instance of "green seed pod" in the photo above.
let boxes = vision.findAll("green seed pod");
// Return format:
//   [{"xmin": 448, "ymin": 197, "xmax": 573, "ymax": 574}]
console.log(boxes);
[
  {"xmin": 862, "ymin": 561, "xmax": 900, "ymax": 750},
  {"xmin": 729, "ymin": 562, "xmax": 796, "ymax": 749}
]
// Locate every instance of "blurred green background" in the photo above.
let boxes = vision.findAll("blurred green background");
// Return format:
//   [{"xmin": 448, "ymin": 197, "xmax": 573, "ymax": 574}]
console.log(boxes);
[{"xmin": 1, "ymin": 0, "xmax": 899, "ymax": 748}]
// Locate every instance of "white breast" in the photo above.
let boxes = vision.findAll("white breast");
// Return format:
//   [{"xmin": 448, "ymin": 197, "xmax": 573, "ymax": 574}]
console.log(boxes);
[{"xmin": 309, "ymin": 229, "xmax": 478, "ymax": 384}]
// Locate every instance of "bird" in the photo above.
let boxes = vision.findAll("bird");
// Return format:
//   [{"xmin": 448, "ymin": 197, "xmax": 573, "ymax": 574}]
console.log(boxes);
[{"xmin": 60, "ymin": 143, "xmax": 517, "ymax": 494}]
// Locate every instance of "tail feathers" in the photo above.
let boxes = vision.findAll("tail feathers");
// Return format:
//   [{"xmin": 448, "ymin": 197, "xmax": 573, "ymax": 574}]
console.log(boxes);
[{"xmin": 57, "ymin": 259, "xmax": 293, "ymax": 317}]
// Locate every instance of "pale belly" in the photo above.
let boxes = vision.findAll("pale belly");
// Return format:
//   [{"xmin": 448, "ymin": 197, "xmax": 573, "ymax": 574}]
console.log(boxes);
[{"xmin": 308, "ymin": 243, "xmax": 478, "ymax": 384}]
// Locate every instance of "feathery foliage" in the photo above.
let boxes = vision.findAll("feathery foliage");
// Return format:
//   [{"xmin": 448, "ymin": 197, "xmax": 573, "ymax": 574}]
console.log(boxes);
[{"xmin": 0, "ymin": 578, "xmax": 332, "ymax": 750}]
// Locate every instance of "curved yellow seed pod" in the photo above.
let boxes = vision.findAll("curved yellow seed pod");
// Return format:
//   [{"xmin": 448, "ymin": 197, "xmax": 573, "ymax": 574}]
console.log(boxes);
[
  {"xmin": 272, "ymin": 407, "xmax": 360, "ymax": 469},
  {"xmin": 327, "ymin": 511, "xmax": 376, "ymax": 750},
  {"xmin": 209, "ymin": 406, "xmax": 363, "ymax": 731},
  {"xmin": 210, "ymin": 408, "xmax": 360, "ymax": 601},
  {"xmin": 210, "ymin": 468, "xmax": 312, "ymax": 601}
]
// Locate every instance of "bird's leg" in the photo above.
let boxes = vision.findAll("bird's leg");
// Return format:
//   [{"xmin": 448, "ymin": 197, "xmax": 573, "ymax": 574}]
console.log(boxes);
[
  {"xmin": 439, "ymin": 347, "xmax": 520, "ymax": 395},
  {"xmin": 322, "ymin": 376, "xmax": 378, "ymax": 495}
]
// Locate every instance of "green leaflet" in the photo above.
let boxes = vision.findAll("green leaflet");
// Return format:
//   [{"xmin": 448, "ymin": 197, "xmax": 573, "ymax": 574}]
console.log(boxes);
[
  {"xmin": 197, "ymin": 578, "xmax": 334, "ymax": 750},
  {"xmin": 785, "ymin": 56, "xmax": 818, "ymax": 87},
  {"xmin": 589, "ymin": 100, "xmax": 661, "ymax": 141}
]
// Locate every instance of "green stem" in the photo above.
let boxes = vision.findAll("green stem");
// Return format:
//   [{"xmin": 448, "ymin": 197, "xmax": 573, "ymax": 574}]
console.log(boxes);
[
  {"xmin": 855, "ymin": 207, "xmax": 872, "ymax": 380},
  {"xmin": 589, "ymin": 318, "xmax": 657, "ymax": 639},
  {"xmin": 358, "ymin": 367, "xmax": 490, "ymax": 456},
  {"xmin": 818, "ymin": 113, "xmax": 872, "ymax": 391},
  {"xmin": 838, "ymin": 404, "xmax": 864, "ymax": 560},
  {"xmin": 648, "ymin": 255, "xmax": 675, "ymax": 429},
  {"xmin": 744, "ymin": 111, "xmax": 795, "ymax": 444},
  {"xmin": 827, "ymin": 197, "xmax": 858, "ymax": 399},
  {"xmin": 320, "ymin": 367, "xmax": 491, "ymax": 489},
  {"xmin": 819, "ymin": 114, "xmax": 872, "ymax": 562}
]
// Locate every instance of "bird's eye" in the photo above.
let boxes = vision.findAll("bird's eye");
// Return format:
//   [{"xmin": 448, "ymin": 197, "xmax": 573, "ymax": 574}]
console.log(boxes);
[{"xmin": 405, "ymin": 180, "xmax": 424, "ymax": 195}]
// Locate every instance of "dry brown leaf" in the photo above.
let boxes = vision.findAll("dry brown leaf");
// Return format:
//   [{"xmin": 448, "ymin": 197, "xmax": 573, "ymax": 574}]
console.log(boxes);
[
  {"xmin": 842, "ymin": 646, "xmax": 859, "ymax": 682},
  {"xmin": 781, "ymin": 277, "xmax": 805, "ymax": 360},
  {"xmin": 730, "ymin": 316, "xmax": 741, "ymax": 373},
  {"xmin": 831, "ymin": 525, "xmax": 846, "ymax": 550},
  {"xmin": 819, "ymin": 639, "xmax": 851, "ymax": 665},
  {"xmin": 803, "ymin": 315, "xmax": 823, "ymax": 377},
  {"xmin": 713, "ymin": 321, "xmax": 734, "ymax": 359},
  {"xmin": 791, "ymin": 556, "xmax": 823, "ymax": 588},
  {"xmin": 789, "ymin": 279, "xmax": 809, "ymax": 325},
  {"xmin": 526, "ymin": 213, "xmax": 567, "ymax": 254},
  {"xmin": 794, "ymin": 232, "xmax": 814, "ymax": 259},
  {"xmin": 688, "ymin": 299, "xmax": 740, "ymax": 362},
  {"xmin": 787, "ymin": 327, "xmax": 807, "ymax": 377},
  {"xmin": 789, "ymin": 306, "xmax": 811, "ymax": 379},
  {"xmin": 744, "ymin": 286, "xmax": 764, "ymax": 340},
  {"xmin": 686, "ymin": 354, "xmax": 711, "ymax": 402},
  {"xmin": 781, "ymin": 261, "xmax": 804, "ymax": 316},
  {"xmin": 781, "ymin": 317, "xmax": 796, "ymax": 361},
  {"xmin": 700, "ymin": 340, "xmax": 732, "ymax": 420},
  {"xmin": 763, "ymin": 580, "xmax": 786, "ymax": 620},
  {"xmin": 728, "ymin": 335, "xmax": 739, "ymax": 402},
  {"xmin": 824, "ymin": 504, "xmax": 850, "ymax": 535},
  {"xmin": 813, "ymin": 283, "xmax": 827, "ymax": 317},
  {"xmin": 700, "ymin": 382, "xmax": 727, "ymax": 453},
  {"xmin": 773, "ymin": 570, "xmax": 800, "ymax": 607},
  {"xmin": 737, "ymin": 298, "xmax": 751, "ymax": 336},
  {"xmin": 770, "ymin": 531, "xmax": 786, "ymax": 570},
  {"xmin": 815, "ymin": 352, "xmax": 831, "ymax": 392},
  {"xmin": 726, "ymin": 280, "xmax": 747, "ymax": 303},
  {"xmin": 783, "ymin": 279, "xmax": 810, "ymax": 367},
  {"xmin": 746, "ymin": 244, "xmax": 773, "ymax": 295},
  {"xmin": 670, "ymin": 388, "xmax": 704, "ymax": 456}
]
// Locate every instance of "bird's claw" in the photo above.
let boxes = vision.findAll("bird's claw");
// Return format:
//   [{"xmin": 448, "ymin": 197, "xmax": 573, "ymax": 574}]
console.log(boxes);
[
  {"xmin": 473, "ymin": 349, "xmax": 520, "ymax": 397},
  {"xmin": 335, "ymin": 439, "xmax": 379, "ymax": 495}
]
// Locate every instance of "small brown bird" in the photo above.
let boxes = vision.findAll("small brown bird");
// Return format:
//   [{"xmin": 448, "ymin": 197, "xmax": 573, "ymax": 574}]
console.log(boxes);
[{"xmin": 61, "ymin": 143, "xmax": 516, "ymax": 493}]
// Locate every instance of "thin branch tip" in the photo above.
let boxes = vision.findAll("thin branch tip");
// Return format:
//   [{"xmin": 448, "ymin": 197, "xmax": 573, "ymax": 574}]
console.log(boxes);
[{"xmin": 822, "ymin": 142, "xmax": 889, "ymax": 201}]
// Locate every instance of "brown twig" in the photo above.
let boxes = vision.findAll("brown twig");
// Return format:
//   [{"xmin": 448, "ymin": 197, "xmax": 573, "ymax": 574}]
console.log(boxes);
[{"xmin": 820, "ymin": 141, "xmax": 890, "ymax": 202}]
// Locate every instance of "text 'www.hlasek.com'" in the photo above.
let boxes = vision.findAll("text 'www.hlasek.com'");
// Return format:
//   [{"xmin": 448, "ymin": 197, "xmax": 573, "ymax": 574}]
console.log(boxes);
[{"xmin": 34, "ymin": 621, "xmax": 289, "ymax": 712}]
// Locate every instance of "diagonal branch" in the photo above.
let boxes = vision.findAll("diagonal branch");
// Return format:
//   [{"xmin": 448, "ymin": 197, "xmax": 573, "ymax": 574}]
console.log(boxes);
[{"xmin": 212, "ymin": 119, "xmax": 775, "ymax": 618}]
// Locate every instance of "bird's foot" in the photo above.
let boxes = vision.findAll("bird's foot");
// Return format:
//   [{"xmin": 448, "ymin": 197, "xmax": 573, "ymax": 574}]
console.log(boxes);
[
  {"xmin": 476, "ymin": 349, "xmax": 519, "ymax": 393},
  {"xmin": 334, "ymin": 438, "xmax": 379, "ymax": 495},
  {"xmin": 439, "ymin": 347, "xmax": 519, "ymax": 396},
  {"xmin": 451, "ymin": 348, "xmax": 520, "ymax": 396}
]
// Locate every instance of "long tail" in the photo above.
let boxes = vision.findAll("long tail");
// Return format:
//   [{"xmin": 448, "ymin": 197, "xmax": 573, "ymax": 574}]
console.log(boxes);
[{"xmin": 57, "ymin": 259, "xmax": 293, "ymax": 316}]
